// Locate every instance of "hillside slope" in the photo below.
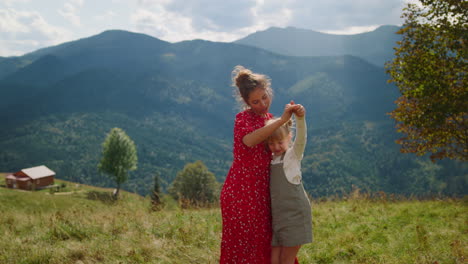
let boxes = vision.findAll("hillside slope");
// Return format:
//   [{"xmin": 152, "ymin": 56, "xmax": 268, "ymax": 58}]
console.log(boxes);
[
  {"xmin": 0, "ymin": 30, "xmax": 465, "ymax": 197},
  {"xmin": 0, "ymin": 180, "xmax": 465, "ymax": 264}
]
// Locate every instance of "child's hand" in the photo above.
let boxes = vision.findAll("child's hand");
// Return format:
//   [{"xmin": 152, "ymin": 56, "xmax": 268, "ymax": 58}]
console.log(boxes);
[{"xmin": 294, "ymin": 104, "xmax": 306, "ymax": 117}]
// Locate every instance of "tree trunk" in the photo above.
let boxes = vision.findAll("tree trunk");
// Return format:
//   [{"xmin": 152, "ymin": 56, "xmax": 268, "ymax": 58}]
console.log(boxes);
[{"xmin": 113, "ymin": 184, "xmax": 120, "ymax": 200}]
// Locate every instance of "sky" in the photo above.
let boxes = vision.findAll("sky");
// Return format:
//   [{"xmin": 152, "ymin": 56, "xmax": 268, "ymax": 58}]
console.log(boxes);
[{"xmin": 0, "ymin": 0, "xmax": 416, "ymax": 57}]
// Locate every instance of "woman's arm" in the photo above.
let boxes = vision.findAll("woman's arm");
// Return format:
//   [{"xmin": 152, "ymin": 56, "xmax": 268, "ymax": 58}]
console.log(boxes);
[{"xmin": 242, "ymin": 103, "xmax": 297, "ymax": 147}]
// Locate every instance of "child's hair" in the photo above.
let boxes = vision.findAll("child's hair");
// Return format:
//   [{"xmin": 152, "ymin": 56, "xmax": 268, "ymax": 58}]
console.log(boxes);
[
  {"xmin": 231, "ymin": 65, "xmax": 273, "ymax": 109},
  {"xmin": 265, "ymin": 118, "xmax": 294, "ymax": 142}
]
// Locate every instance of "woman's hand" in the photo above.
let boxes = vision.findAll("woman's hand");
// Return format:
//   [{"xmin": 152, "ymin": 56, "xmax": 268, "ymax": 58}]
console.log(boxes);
[{"xmin": 280, "ymin": 101, "xmax": 296, "ymax": 122}]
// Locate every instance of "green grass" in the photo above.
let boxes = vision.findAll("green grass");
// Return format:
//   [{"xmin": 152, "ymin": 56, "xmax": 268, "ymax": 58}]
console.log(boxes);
[
  {"xmin": 305, "ymin": 198, "xmax": 466, "ymax": 264},
  {"xmin": 0, "ymin": 180, "xmax": 466, "ymax": 264}
]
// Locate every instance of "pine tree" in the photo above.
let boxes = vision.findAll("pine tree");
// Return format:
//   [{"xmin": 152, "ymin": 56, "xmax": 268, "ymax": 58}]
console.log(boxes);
[{"xmin": 151, "ymin": 172, "xmax": 163, "ymax": 210}]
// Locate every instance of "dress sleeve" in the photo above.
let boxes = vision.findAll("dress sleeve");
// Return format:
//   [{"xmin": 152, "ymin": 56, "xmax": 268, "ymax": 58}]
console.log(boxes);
[
  {"xmin": 291, "ymin": 115, "xmax": 307, "ymax": 160},
  {"xmin": 233, "ymin": 112, "xmax": 255, "ymax": 146}
]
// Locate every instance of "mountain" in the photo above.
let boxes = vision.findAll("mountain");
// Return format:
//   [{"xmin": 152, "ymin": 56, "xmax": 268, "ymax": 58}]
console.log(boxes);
[
  {"xmin": 0, "ymin": 30, "xmax": 465, "ymax": 197},
  {"xmin": 234, "ymin": 25, "xmax": 401, "ymax": 67}
]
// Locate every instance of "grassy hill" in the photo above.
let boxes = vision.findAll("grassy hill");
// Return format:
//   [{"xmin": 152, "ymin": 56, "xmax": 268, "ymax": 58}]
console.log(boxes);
[{"xmin": 0, "ymin": 176, "xmax": 465, "ymax": 264}]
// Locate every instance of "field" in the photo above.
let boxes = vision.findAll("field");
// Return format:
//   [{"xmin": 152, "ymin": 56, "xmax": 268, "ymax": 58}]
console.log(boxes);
[{"xmin": 0, "ymin": 176, "xmax": 466, "ymax": 264}]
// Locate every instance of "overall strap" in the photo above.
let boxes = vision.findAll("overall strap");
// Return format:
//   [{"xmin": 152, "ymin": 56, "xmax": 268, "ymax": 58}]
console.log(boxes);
[{"xmin": 280, "ymin": 152, "xmax": 286, "ymax": 162}]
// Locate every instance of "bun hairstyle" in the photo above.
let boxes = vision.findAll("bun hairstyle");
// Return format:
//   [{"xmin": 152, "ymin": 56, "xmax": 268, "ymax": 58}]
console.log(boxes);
[
  {"xmin": 265, "ymin": 117, "xmax": 294, "ymax": 142},
  {"xmin": 231, "ymin": 65, "xmax": 273, "ymax": 109}
]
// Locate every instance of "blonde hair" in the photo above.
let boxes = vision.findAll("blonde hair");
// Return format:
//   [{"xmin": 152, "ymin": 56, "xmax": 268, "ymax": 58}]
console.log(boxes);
[
  {"xmin": 265, "ymin": 118, "xmax": 294, "ymax": 142},
  {"xmin": 231, "ymin": 65, "xmax": 273, "ymax": 110}
]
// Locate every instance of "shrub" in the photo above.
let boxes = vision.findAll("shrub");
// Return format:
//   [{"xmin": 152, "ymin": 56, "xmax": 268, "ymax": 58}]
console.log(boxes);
[{"xmin": 169, "ymin": 161, "xmax": 219, "ymax": 207}]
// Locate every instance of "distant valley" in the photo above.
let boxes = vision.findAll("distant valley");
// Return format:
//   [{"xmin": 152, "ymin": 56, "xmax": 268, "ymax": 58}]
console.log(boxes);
[{"xmin": 0, "ymin": 26, "xmax": 465, "ymax": 196}]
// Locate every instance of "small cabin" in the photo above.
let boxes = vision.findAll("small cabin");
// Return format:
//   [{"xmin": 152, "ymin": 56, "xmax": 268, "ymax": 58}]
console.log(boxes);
[{"xmin": 5, "ymin": 165, "xmax": 55, "ymax": 190}]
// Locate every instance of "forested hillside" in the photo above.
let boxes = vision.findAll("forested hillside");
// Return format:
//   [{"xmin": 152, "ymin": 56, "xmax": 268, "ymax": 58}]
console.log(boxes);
[{"xmin": 0, "ymin": 29, "xmax": 465, "ymax": 196}]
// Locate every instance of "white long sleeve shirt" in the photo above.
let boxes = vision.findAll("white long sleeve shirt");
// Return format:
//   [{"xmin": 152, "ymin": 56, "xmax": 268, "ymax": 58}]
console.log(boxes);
[{"xmin": 270, "ymin": 115, "xmax": 307, "ymax": 184}]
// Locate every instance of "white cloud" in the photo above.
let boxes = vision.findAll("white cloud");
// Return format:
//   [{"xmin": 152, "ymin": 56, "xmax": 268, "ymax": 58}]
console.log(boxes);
[
  {"xmin": 2, "ymin": 0, "xmax": 31, "ymax": 7},
  {"xmin": 0, "ymin": 8, "xmax": 71, "ymax": 56},
  {"xmin": 282, "ymin": 0, "xmax": 406, "ymax": 33},
  {"xmin": 130, "ymin": 3, "xmax": 256, "ymax": 43},
  {"xmin": 322, "ymin": 25, "xmax": 380, "ymax": 35},
  {"xmin": 0, "ymin": 8, "xmax": 30, "ymax": 33},
  {"xmin": 131, "ymin": 1, "xmax": 245, "ymax": 42},
  {"xmin": 250, "ymin": 0, "xmax": 293, "ymax": 30},
  {"xmin": 0, "ymin": 0, "xmax": 411, "ymax": 56},
  {"xmin": 130, "ymin": 8, "xmax": 193, "ymax": 42},
  {"xmin": 130, "ymin": 0, "xmax": 296, "ymax": 42},
  {"xmin": 58, "ymin": 0, "xmax": 84, "ymax": 27},
  {"xmin": 162, "ymin": 0, "xmax": 255, "ymax": 31},
  {"xmin": 131, "ymin": 0, "xmax": 407, "ymax": 42},
  {"xmin": 94, "ymin": 10, "xmax": 117, "ymax": 22}
]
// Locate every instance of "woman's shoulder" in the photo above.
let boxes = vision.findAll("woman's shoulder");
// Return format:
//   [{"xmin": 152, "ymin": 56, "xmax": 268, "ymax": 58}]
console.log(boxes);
[
  {"xmin": 235, "ymin": 109, "xmax": 253, "ymax": 120},
  {"xmin": 236, "ymin": 110, "xmax": 273, "ymax": 119},
  {"xmin": 237, "ymin": 109, "xmax": 251, "ymax": 115}
]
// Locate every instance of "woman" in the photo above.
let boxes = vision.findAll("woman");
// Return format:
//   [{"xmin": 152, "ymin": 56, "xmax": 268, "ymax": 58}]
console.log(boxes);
[{"xmin": 220, "ymin": 65, "xmax": 298, "ymax": 263}]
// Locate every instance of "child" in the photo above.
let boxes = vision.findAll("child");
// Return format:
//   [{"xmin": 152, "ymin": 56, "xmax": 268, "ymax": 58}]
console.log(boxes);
[{"xmin": 266, "ymin": 104, "xmax": 312, "ymax": 264}]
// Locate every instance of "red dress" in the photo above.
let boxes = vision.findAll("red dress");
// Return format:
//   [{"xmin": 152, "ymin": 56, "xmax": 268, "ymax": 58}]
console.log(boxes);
[{"xmin": 220, "ymin": 110, "xmax": 273, "ymax": 264}]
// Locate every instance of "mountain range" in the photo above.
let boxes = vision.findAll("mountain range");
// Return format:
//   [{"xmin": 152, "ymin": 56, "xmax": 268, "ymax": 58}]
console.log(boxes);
[
  {"xmin": 0, "ymin": 26, "xmax": 466, "ymax": 197},
  {"xmin": 235, "ymin": 25, "xmax": 401, "ymax": 67}
]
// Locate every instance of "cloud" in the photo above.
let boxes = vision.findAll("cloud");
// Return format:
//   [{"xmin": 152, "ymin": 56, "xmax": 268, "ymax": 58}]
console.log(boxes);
[
  {"xmin": 131, "ymin": 0, "xmax": 296, "ymax": 42},
  {"xmin": 130, "ymin": 2, "xmax": 246, "ymax": 42},
  {"xmin": 94, "ymin": 10, "xmax": 117, "ymax": 22},
  {"xmin": 322, "ymin": 25, "xmax": 381, "ymax": 35},
  {"xmin": 284, "ymin": 0, "xmax": 406, "ymax": 32},
  {"xmin": 162, "ymin": 0, "xmax": 255, "ymax": 31},
  {"xmin": 58, "ymin": 0, "xmax": 84, "ymax": 27},
  {"xmin": 2, "ymin": 0, "xmax": 31, "ymax": 7},
  {"xmin": 0, "ymin": 8, "xmax": 71, "ymax": 56},
  {"xmin": 250, "ymin": 0, "xmax": 293, "ymax": 29},
  {"xmin": 131, "ymin": 0, "xmax": 407, "ymax": 42},
  {"xmin": 136, "ymin": 0, "xmax": 293, "ymax": 33},
  {"xmin": 0, "ymin": 0, "xmax": 410, "ymax": 56},
  {"xmin": 130, "ymin": 7, "xmax": 192, "ymax": 41}
]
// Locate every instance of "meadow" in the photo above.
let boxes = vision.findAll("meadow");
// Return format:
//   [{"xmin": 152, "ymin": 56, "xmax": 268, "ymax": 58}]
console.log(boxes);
[{"xmin": 0, "ymin": 176, "xmax": 466, "ymax": 264}]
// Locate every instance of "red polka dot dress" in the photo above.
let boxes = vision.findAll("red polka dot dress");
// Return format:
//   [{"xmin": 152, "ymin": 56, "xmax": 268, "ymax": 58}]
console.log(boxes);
[{"xmin": 220, "ymin": 110, "xmax": 273, "ymax": 264}]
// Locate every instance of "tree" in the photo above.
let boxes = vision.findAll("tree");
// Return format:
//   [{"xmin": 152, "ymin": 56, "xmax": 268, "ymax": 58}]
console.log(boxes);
[
  {"xmin": 386, "ymin": 0, "xmax": 467, "ymax": 162},
  {"xmin": 151, "ymin": 172, "xmax": 163, "ymax": 210},
  {"xmin": 169, "ymin": 160, "xmax": 219, "ymax": 207},
  {"xmin": 98, "ymin": 127, "xmax": 138, "ymax": 199}
]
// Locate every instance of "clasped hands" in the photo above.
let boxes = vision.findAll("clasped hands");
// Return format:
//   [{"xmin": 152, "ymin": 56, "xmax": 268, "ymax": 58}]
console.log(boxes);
[{"xmin": 281, "ymin": 100, "xmax": 306, "ymax": 122}]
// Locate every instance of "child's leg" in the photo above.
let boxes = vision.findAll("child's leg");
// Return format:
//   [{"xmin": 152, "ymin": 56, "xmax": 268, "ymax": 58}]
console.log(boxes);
[
  {"xmin": 271, "ymin": 246, "xmax": 281, "ymax": 264},
  {"xmin": 280, "ymin": 245, "xmax": 301, "ymax": 264}
]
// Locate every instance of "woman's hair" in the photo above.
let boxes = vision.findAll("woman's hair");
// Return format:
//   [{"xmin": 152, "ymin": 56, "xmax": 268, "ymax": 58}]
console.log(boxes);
[
  {"xmin": 265, "ymin": 118, "xmax": 294, "ymax": 142},
  {"xmin": 231, "ymin": 65, "xmax": 273, "ymax": 109}
]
